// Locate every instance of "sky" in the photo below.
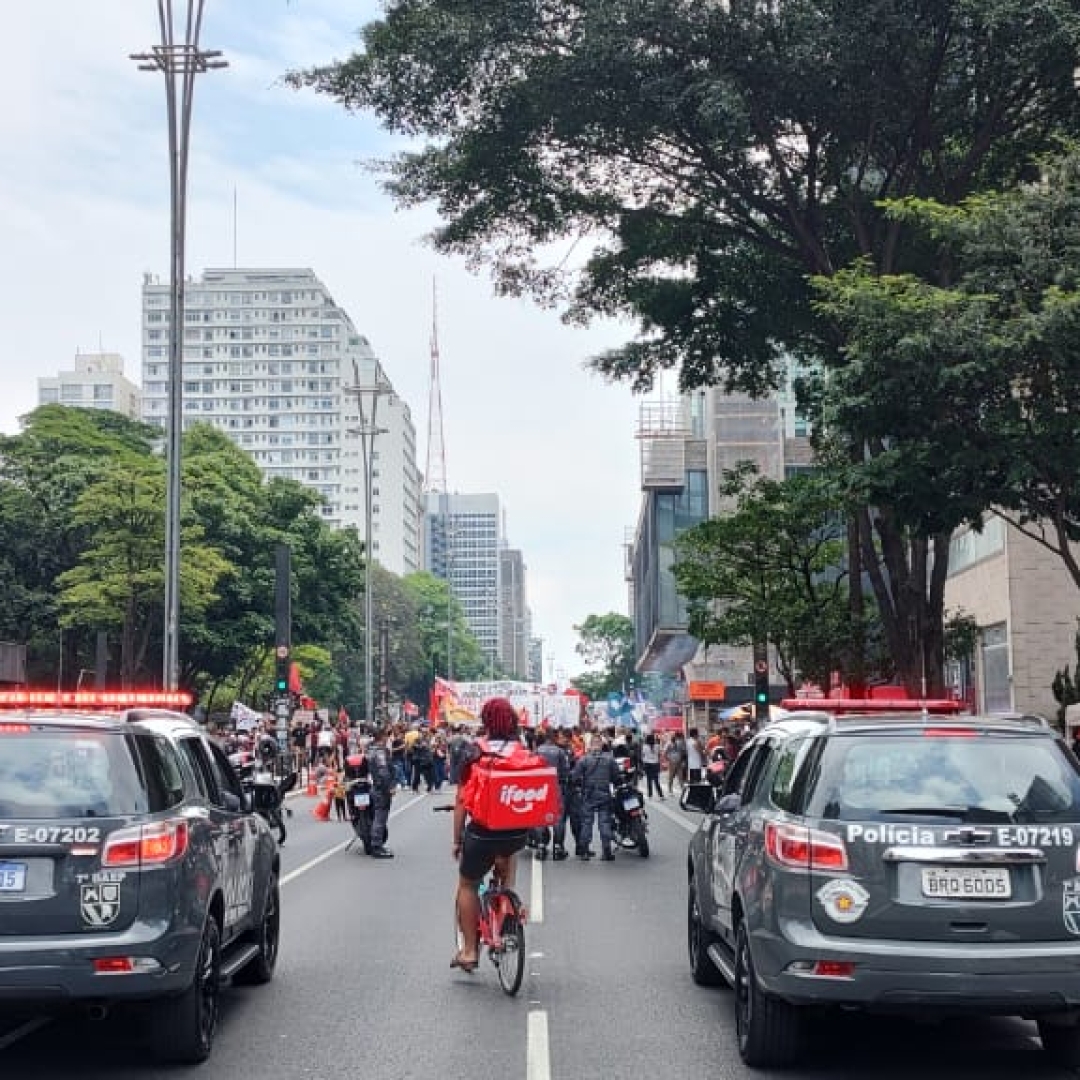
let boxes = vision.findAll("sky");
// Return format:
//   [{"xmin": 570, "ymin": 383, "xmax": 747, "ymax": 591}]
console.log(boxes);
[{"xmin": 1, "ymin": 0, "xmax": 653, "ymax": 682}]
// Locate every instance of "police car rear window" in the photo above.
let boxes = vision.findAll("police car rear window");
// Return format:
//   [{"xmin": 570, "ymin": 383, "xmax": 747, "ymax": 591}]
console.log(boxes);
[
  {"xmin": 0, "ymin": 730, "xmax": 147, "ymax": 819},
  {"xmin": 805, "ymin": 734, "xmax": 1080, "ymax": 824}
]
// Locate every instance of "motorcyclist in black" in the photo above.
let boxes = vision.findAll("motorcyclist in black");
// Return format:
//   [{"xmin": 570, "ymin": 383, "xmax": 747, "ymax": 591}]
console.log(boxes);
[
  {"xmin": 571, "ymin": 734, "xmax": 620, "ymax": 861},
  {"xmin": 534, "ymin": 728, "xmax": 572, "ymax": 860},
  {"xmin": 365, "ymin": 726, "xmax": 396, "ymax": 859}
]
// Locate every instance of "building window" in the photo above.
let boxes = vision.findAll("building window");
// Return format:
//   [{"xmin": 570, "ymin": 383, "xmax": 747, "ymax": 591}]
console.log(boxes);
[{"xmin": 981, "ymin": 623, "xmax": 1011, "ymax": 714}]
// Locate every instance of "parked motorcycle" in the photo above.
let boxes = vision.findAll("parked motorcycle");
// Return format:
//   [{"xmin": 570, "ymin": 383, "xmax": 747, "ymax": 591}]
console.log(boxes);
[
  {"xmin": 611, "ymin": 755, "xmax": 650, "ymax": 858},
  {"xmin": 245, "ymin": 767, "xmax": 297, "ymax": 845}
]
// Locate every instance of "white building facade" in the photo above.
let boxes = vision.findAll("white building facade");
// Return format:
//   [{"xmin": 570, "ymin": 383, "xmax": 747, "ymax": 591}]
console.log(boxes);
[
  {"xmin": 424, "ymin": 492, "xmax": 506, "ymax": 670},
  {"xmin": 140, "ymin": 268, "xmax": 421, "ymax": 575},
  {"xmin": 39, "ymin": 353, "xmax": 141, "ymax": 419}
]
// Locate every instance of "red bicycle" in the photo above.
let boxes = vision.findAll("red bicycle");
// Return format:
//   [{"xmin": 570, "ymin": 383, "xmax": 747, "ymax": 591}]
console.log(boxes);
[
  {"xmin": 436, "ymin": 804, "xmax": 527, "ymax": 995},
  {"xmin": 458, "ymin": 873, "xmax": 526, "ymax": 996}
]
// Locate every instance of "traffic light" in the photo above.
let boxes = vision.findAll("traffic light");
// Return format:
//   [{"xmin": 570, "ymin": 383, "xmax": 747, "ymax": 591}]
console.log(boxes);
[
  {"xmin": 753, "ymin": 641, "xmax": 769, "ymax": 723},
  {"xmin": 274, "ymin": 653, "xmax": 290, "ymax": 696}
]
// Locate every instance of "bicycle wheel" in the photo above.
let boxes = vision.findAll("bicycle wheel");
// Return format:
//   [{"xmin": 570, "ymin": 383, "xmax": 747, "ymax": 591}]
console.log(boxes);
[{"xmin": 494, "ymin": 893, "xmax": 525, "ymax": 996}]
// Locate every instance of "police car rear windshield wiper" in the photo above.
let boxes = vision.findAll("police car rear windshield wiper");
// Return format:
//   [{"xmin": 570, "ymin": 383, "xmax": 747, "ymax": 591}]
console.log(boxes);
[{"xmin": 885, "ymin": 806, "xmax": 968, "ymax": 818}]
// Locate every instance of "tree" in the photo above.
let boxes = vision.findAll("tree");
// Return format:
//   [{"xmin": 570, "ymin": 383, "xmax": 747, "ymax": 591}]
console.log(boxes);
[
  {"xmin": 56, "ymin": 459, "xmax": 228, "ymax": 686},
  {"xmin": 573, "ymin": 612, "xmax": 636, "ymax": 696},
  {"xmin": 400, "ymin": 571, "xmax": 486, "ymax": 691},
  {"xmin": 0, "ymin": 406, "xmax": 164, "ymax": 684},
  {"xmin": 672, "ymin": 465, "xmax": 880, "ymax": 692},
  {"xmin": 290, "ymin": 0, "xmax": 1080, "ymax": 694}
]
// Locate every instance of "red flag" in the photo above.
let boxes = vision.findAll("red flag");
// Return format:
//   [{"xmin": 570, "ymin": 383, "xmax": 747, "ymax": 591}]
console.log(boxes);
[{"xmin": 288, "ymin": 662, "xmax": 303, "ymax": 695}]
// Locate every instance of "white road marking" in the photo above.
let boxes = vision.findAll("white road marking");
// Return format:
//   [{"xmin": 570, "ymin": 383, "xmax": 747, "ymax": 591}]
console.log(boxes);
[
  {"xmin": 647, "ymin": 796, "xmax": 698, "ymax": 833},
  {"xmin": 0, "ymin": 1016, "xmax": 50, "ymax": 1051},
  {"xmin": 527, "ymin": 1010, "xmax": 551, "ymax": 1080},
  {"xmin": 530, "ymin": 849, "xmax": 544, "ymax": 924},
  {"xmin": 281, "ymin": 793, "xmax": 425, "ymax": 886}
]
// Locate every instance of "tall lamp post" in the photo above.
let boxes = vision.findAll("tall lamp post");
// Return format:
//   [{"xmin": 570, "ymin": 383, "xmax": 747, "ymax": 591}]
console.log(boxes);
[
  {"xmin": 132, "ymin": 2, "xmax": 226, "ymax": 690},
  {"xmin": 346, "ymin": 359, "xmax": 388, "ymax": 724}
]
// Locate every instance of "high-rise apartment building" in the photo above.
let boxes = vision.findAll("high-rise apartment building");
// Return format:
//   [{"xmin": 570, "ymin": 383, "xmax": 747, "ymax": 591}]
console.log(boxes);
[
  {"xmin": 499, "ymin": 548, "xmax": 531, "ymax": 679},
  {"xmin": 140, "ymin": 268, "xmax": 421, "ymax": 575},
  {"xmin": 425, "ymin": 492, "xmax": 505, "ymax": 670},
  {"xmin": 39, "ymin": 353, "xmax": 141, "ymax": 419}
]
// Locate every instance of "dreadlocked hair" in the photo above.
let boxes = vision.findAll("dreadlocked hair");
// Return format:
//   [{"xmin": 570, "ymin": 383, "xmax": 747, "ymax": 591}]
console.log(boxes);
[{"xmin": 480, "ymin": 697, "xmax": 519, "ymax": 740}]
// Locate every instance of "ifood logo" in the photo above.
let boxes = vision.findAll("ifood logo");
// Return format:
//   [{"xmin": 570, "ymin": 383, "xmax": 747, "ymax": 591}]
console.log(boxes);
[{"xmin": 500, "ymin": 783, "xmax": 550, "ymax": 813}]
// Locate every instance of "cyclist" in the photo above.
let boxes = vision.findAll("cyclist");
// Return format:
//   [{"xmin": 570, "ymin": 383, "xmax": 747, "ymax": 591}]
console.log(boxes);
[{"xmin": 451, "ymin": 697, "xmax": 530, "ymax": 971}]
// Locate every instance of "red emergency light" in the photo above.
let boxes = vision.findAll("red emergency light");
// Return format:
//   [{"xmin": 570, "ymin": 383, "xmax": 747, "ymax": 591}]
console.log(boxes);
[
  {"xmin": 781, "ymin": 698, "xmax": 964, "ymax": 715},
  {"xmin": 0, "ymin": 690, "xmax": 193, "ymax": 710}
]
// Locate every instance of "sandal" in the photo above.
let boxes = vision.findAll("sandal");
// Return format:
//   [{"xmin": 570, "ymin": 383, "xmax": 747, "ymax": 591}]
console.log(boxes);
[{"xmin": 450, "ymin": 951, "xmax": 478, "ymax": 972}]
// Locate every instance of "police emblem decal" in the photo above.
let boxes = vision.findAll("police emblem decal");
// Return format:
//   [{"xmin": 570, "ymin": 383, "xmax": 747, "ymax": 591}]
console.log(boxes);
[
  {"xmin": 80, "ymin": 882, "xmax": 121, "ymax": 927},
  {"xmin": 1063, "ymin": 879, "xmax": 1080, "ymax": 936}
]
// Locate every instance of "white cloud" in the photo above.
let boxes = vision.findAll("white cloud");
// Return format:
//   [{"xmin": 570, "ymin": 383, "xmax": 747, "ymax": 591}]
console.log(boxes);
[{"xmin": 1, "ymin": 0, "xmax": 647, "ymax": 678}]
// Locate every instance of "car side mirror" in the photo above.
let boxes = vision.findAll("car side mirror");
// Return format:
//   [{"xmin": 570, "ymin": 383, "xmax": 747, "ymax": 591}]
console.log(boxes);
[{"xmin": 680, "ymin": 783, "xmax": 716, "ymax": 814}]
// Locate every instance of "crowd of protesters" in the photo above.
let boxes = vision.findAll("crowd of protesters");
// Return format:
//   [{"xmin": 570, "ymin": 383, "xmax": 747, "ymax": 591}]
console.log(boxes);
[{"xmin": 215, "ymin": 706, "xmax": 753, "ymax": 864}]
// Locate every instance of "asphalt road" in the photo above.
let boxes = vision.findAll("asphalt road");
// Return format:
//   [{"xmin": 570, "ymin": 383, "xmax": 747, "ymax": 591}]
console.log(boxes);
[{"xmin": 0, "ymin": 788, "xmax": 1073, "ymax": 1080}]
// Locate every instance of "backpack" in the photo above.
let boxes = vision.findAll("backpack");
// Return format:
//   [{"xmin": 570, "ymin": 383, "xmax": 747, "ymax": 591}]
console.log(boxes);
[{"xmin": 462, "ymin": 739, "xmax": 560, "ymax": 831}]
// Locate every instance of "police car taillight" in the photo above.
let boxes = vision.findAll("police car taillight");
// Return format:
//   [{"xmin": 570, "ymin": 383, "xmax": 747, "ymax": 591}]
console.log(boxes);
[
  {"xmin": 93, "ymin": 956, "xmax": 162, "ymax": 975},
  {"xmin": 765, "ymin": 821, "xmax": 849, "ymax": 872},
  {"xmin": 102, "ymin": 821, "xmax": 189, "ymax": 867},
  {"xmin": 0, "ymin": 723, "xmax": 31, "ymax": 733}
]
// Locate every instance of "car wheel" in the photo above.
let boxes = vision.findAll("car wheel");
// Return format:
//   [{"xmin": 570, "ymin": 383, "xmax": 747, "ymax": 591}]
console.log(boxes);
[
  {"xmin": 688, "ymin": 880, "xmax": 725, "ymax": 986},
  {"xmin": 1038, "ymin": 1018, "xmax": 1080, "ymax": 1066},
  {"xmin": 734, "ymin": 921, "xmax": 804, "ymax": 1067},
  {"xmin": 151, "ymin": 915, "xmax": 222, "ymax": 1065},
  {"xmin": 235, "ymin": 872, "xmax": 280, "ymax": 986}
]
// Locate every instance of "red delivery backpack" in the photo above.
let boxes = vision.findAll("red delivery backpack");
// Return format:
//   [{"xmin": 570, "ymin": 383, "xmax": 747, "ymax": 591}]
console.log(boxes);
[{"xmin": 462, "ymin": 739, "xmax": 560, "ymax": 831}]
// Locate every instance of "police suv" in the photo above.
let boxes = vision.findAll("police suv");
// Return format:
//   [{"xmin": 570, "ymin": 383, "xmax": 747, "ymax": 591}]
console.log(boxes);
[
  {"xmin": 0, "ymin": 692, "xmax": 280, "ymax": 1064},
  {"xmin": 683, "ymin": 703, "xmax": 1080, "ymax": 1069}
]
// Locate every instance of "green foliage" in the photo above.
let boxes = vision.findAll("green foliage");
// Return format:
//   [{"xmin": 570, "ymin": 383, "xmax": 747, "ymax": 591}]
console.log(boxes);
[
  {"xmin": 0, "ymin": 409, "xmax": 370, "ymax": 705},
  {"xmin": 1052, "ymin": 623, "xmax": 1080, "ymax": 730},
  {"xmin": 673, "ymin": 466, "xmax": 875, "ymax": 692},
  {"xmin": 573, "ymin": 612, "xmax": 635, "ymax": 697},
  {"xmin": 290, "ymin": 0, "xmax": 1080, "ymax": 697}
]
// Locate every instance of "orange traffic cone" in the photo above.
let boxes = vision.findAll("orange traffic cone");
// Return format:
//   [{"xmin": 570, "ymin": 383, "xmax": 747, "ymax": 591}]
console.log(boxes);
[{"xmin": 306, "ymin": 768, "xmax": 318, "ymax": 797}]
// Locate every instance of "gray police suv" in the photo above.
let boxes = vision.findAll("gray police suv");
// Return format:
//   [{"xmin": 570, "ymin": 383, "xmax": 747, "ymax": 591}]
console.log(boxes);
[
  {"xmin": 683, "ymin": 710, "xmax": 1080, "ymax": 1069},
  {"xmin": 0, "ymin": 705, "xmax": 280, "ymax": 1064}
]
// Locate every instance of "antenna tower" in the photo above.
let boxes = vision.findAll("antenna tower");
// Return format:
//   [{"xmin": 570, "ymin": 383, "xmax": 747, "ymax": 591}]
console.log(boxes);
[{"xmin": 424, "ymin": 278, "xmax": 448, "ymax": 496}]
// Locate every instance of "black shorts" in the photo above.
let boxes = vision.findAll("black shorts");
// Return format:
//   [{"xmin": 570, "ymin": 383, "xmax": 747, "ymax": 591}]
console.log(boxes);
[{"xmin": 459, "ymin": 822, "xmax": 528, "ymax": 882}]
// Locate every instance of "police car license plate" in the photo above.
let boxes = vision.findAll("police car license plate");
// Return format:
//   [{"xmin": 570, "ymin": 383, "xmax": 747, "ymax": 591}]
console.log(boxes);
[
  {"xmin": 921, "ymin": 866, "xmax": 1011, "ymax": 899},
  {"xmin": 0, "ymin": 861, "xmax": 26, "ymax": 892},
  {"xmin": 352, "ymin": 792, "xmax": 370, "ymax": 808},
  {"xmin": 622, "ymin": 794, "xmax": 642, "ymax": 811}
]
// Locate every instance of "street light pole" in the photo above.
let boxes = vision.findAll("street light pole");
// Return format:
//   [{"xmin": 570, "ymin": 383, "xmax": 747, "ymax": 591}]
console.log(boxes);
[
  {"xmin": 346, "ymin": 359, "xmax": 388, "ymax": 725},
  {"xmin": 132, "ymin": 2, "xmax": 226, "ymax": 691}
]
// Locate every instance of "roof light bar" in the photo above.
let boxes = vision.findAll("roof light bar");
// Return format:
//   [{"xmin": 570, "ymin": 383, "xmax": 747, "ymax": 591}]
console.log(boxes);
[
  {"xmin": 0, "ymin": 690, "xmax": 193, "ymax": 709},
  {"xmin": 781, "ymin": 698, "xmax": 964, "ymax": 715}
]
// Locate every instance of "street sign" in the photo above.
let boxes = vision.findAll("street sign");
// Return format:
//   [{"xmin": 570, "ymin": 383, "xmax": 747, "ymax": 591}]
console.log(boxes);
[{"xmin": 275, "ymin": 645, "xmax": 290, "ymax": 659}]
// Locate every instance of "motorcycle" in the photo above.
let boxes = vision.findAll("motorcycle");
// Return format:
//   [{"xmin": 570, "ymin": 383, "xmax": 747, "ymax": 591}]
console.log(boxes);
[
  {"xmin": 611, "ymin": 755, "xmax": 650, "ymax": 858},
  {"xmin": 343, "ymin": 754, "xmax": 374, "ymax": 854},
  {"xmin": 236, "ymin": 753, "xmax": 296, "ymax": 845}
]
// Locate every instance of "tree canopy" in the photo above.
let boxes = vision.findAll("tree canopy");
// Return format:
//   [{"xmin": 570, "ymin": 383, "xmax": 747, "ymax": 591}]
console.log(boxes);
[{"xmin": 290, "ymin": 1, "xmax": 1080, "ymax": 693}]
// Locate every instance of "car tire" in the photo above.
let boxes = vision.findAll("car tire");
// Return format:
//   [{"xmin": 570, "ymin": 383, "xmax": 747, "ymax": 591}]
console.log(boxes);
[
  {"xmin": 151, "ymin": 915, "xmax": 222, "ymax": 1065},
  {"xmin": 235, "ymin": 872, "xmax": 280, "ymax": 986},
  {"xmin": 688, "ymin": 880, "xmax": 725, "ymax": 986},
  {"xmin": 1038, "ymin": 1019, "xmax": 1080, "ymax": 1066},
  {"xmin": 734, "ymin": 921, "xmax": 804, "ymax": 1067}
]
